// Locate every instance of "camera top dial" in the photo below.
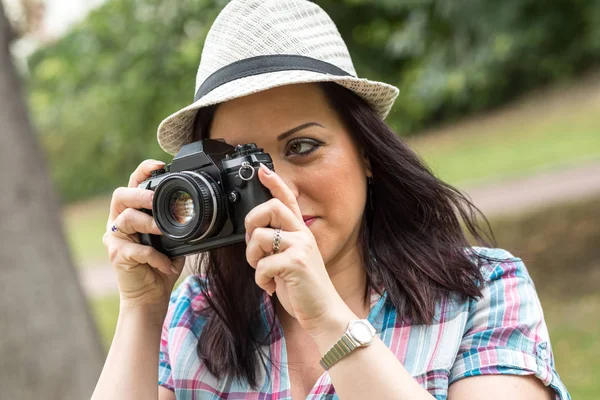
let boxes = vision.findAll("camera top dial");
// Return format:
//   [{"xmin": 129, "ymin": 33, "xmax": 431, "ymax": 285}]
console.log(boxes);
[{"xmin": 226, "ymin": 143, "xmax": 262, "ymax": 158}]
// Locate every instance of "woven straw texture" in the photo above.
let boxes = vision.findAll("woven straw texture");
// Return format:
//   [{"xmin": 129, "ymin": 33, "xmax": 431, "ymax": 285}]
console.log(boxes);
[{"xmin": 157, "ymin": 0, "xmax": 400, "ymax": 155}]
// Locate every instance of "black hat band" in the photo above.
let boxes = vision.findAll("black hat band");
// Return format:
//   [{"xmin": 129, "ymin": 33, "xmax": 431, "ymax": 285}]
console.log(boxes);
[{"xmin": 194, "ymin": 54, "xmax": 352, "ymax": 102}]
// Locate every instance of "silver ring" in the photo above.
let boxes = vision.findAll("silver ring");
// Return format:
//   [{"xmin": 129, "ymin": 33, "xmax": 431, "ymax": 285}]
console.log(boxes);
[
  {"xmin": 239, "ymin": 162, "xmax": 255, "ymax": 181},
  {"xmin": 272, "ymin": 228, "xmax": 282, "ymax": 254}
]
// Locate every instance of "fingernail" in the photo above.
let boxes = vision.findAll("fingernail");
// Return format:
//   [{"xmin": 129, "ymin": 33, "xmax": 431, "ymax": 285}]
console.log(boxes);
[
  {"xmin": 245, "ymin": 231, "xmax": 250, "ymax": 244},
  {"xmin": 260, "ymin": 163, "xmax": 273, "ymax": 175},
  {"xmin": 150, "ymin": 160, "xmax": 165, "ymax": 166},
  {"xmin": 170, "ymin": 265, "xmax": 179, "ymax": 274}
]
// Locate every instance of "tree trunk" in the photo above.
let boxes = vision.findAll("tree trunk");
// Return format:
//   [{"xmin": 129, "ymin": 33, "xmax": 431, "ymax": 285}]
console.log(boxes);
[{"xmin": 0, "ymin": 3, "xmax": 105, "ymax": 399}]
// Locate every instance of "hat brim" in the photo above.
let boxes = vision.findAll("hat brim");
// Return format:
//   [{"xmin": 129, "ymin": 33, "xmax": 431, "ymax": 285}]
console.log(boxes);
[{"xmin": 157, "ymin": 70, "xmax": 399, "ymax": 155}]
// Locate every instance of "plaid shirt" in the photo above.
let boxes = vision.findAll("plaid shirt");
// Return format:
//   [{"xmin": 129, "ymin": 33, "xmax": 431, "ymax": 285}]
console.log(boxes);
[{"xmin": 159, "ymin": 247, "xmax": 570, "ymax": 399}]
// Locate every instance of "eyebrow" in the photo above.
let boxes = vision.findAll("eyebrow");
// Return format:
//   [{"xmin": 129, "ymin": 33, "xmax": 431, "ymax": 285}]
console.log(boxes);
[{"xmin": 277, "ymin": 122, "xmax": 324, "ymax": 141}]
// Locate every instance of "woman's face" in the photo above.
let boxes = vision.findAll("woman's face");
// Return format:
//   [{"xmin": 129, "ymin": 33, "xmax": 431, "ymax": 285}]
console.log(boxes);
[{"xmin": 209, "ymin": 83, "xmax": 371, "ymax": 266}]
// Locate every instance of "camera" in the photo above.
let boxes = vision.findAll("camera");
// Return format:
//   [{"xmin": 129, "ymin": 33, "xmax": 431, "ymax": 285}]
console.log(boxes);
[{"xmin": 137, "ymin": 139, "xmax": 274, "ymax": 258}]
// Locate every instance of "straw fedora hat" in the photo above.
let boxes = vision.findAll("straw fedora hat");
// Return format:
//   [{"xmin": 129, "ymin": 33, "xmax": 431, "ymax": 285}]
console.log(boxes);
[{"xmin": 157, "ymin": 0, "xmax": 400, "ymax": 156}]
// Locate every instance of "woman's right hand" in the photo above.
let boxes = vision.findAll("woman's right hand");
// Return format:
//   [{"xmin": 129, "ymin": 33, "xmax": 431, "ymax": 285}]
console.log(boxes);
[{"xmin": 102, "ymin": 159, "xmax": 186, "ymax": 312}]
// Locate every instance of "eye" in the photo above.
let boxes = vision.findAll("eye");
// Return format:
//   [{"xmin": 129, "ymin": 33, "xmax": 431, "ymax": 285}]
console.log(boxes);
[{"xmin": 286, "ymin": 138, "xmax": 322, "ymax": 157}]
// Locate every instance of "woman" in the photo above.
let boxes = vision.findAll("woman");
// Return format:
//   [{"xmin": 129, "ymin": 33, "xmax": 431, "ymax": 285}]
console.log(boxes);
[{"xmin": 92, "ymin": 1, "xmax": 570, "ymax": 399}]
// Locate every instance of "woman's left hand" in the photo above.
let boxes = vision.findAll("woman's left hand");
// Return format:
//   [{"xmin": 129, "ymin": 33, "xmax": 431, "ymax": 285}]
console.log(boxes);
[{"xmin": 245, "ymin": 164, "xmax": 349, "ymax": 336}]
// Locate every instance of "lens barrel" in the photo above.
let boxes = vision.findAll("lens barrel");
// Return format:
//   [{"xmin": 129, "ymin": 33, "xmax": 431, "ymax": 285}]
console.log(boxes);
[{"xmin": 152, "ymin": 171, "xmax": 225, "ymax": 241}]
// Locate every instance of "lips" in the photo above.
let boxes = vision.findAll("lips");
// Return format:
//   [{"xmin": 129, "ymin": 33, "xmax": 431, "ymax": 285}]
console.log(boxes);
[{"xmin": 302, "ymin": 216, "xmax": 317, "ymax": 227}]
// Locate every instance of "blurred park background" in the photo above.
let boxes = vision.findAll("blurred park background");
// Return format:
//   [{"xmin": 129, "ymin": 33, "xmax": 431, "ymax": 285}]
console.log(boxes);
[{"xmin": 1, "ymin": 0, "xmax": 599, "ymax": 398}]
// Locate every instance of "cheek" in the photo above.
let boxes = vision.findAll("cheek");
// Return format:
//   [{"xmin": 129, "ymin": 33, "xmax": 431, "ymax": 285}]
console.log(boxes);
[{"xmin": 303, "ymin": 150, "xmax": 367, "ymax": 236}]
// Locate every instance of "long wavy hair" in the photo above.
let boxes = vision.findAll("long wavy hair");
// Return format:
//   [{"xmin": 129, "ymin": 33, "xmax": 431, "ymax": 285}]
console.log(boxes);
[{"xmin": 189, "ymin": 82, "xmax": 501, "ymax": 388}]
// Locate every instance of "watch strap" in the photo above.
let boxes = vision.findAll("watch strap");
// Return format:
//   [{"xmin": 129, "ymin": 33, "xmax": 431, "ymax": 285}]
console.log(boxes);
[{"xmin": 319, "ymin": 332, "xmax": 358, "ymax": 370}]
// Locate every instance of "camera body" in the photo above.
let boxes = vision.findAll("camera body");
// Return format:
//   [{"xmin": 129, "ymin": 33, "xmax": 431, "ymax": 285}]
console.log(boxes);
[{"xmin": 138, "ymin": 139, "xmax": 273, "ymax": 258}]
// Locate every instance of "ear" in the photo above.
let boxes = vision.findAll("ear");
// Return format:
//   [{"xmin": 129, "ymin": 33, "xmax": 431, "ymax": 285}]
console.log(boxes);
[{"xmin": 362, "ymin": 149, "xmax": 373, "ymax": 178}]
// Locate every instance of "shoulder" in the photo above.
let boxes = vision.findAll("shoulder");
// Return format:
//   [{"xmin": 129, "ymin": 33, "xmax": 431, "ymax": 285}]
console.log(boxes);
[
  {"xmin": 448, "ymin": 248, "xmax": 571, "ymax": 399},
  {"xmin": 459, "ymin": 247, "xmax": 550, "ymax": 353},
  {"xmin": 467, "ymin": 246, "xmax": 531, "ymax": 285},
  {"xmin": 164, "ymin": 274, "xmax": 211, "ymax": 335},
  {"xmin": 463, "ymin": 246, "xmax": 541, "ymax": 318}
]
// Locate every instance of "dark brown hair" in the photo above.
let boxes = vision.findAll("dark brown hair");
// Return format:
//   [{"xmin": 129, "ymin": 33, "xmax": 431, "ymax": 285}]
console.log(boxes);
[{"xmin": 190, "ymin": 82, "xmax": 502, "ymax": 388}]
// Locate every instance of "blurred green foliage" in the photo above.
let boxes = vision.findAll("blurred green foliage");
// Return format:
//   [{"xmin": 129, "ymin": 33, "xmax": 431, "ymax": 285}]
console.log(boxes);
[
  {"xmin": 25, "ymin": 0, "xmax": 600, "ymax": 202},
  {"xmin": 27, "ymin": 0, "xmax": 227, "ymax": 201},
  {"xmin": 319, "ymin": 0, "xmax": 600, "ymax": 130}
]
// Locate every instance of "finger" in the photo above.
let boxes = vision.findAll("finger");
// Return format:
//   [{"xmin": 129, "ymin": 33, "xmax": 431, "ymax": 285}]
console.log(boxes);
[
  {"xmin": 171, "ymin": 256, "xmax": 186, "ymax": 274},
  {"xmin": 246, "ymin": 227, "xmax": 294, "ymax": 268},
  {"xmin": 112, "ymin": 208, "xmax": 162, "ymax": 236},
  {"xmin": 258, "ymin": 163, "xmax": 303, "ymax": 221},
  {"xmin": 105, "ymin": 220, "xmax": 130, "ymax": 241},
  {"xmin": 255, "ymin": 252, "xmax": 291, "ymax": 295},
  {"xmin": 244, "ymin": 198, "xmax": 304, "ymax": 241},
  {"xmin": 104, "ymin": 235, "xmax": 175, "ymax": 276},
  {"xmin": 109, "ymin": 187, "xmax": 154, "ymax": 222},
  {"xmin": 128, "ymin": 159, "xmax": 166, "ymax": 188}
]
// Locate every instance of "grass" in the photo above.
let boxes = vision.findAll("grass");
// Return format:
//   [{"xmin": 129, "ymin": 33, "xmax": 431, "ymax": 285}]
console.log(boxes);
[
  {"xmin": 406, "ymin": 74, "xmax": 600, "ymax": 187},
  {"xmin": 63, "ymin": 74, "xmax": 600, "ymax": 268},
  {"xmin": 541, "ymin": 295, "xmax": 600, "ymax": 400},
  {"xmin": 88, "ymin": 293, "xmax": 120, "ymax": 351},
  {"xmin": 86, "ymin": 191, "xmax": 600, "ymax": 399},
  {"xmin": 75, "ymin": 75, "xmax": 600, "ymax": 397},
  {"xmin": 84, "ymin": 192, "xmax": 600, "ymax": 400},
  {"xmin": 62, "ymin": 196, "xmax": 111, "ymax": 267},
  {"xmin": 89, "ymin": 286, "xmax": 599, "ymax": 399},
  {"xmin": 410, "ymin": 118, "xmax": 600, "ymax": 187},
  {"xmin": 89, "ymin": 276, "xmax": 189, "ymax": 351}
]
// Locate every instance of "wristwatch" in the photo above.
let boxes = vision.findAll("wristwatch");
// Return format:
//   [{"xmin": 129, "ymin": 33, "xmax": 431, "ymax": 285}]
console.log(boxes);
[{"xmin": 319, "ymin": 319, "xmax": 377, "ymax": 370}]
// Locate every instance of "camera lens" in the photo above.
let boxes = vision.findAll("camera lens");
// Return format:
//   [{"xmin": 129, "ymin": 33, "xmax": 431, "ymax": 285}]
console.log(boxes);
[
  {"xmin": 152, "ymin": 171, "xmax": 225, "ymax": 241},
  {"xmin": 168, "ymin": 190, "xmax": 196, "ymax": 224}
]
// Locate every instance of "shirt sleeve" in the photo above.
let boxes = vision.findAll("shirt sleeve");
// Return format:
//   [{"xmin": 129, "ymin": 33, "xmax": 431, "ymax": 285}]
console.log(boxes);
[{"xmin": 449, "ymin": 249, "xmax": 571, "ymax": 400}]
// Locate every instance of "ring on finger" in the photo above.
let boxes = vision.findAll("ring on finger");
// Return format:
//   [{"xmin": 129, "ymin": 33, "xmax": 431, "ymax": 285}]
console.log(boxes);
[
  {"xmin": 272, "ymin": 228, "xmax": 282, "ymax": 254},
  {"xmin": 109, "ymin": 221, "xmax": 127, "ymax": 237}
]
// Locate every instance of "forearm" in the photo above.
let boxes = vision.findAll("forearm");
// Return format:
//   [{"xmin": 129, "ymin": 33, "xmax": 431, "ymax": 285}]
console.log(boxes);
[
  {"xmin": 91, "ymin": 304, "xmax": 166, "ymax": 400},
  {"xmin": 310, "ymin": 307, "xmax": 434, "ymax": 400}
]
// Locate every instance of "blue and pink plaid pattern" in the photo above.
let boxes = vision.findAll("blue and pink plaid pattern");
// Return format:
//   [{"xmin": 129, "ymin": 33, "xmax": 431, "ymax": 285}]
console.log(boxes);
[{"xmin": 159, "ymin": 247, "xmax": 570, "ymax": 399}]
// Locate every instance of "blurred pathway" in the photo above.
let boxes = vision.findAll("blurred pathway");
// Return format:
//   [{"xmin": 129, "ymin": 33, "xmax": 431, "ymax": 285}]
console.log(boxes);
[
  {"xmin": 461, "ymin": 159, "xmax": 600, "ymax": 217},
  {"xmin": 80, "ymin": 159, "xmax": 600, "ymax": 298}
]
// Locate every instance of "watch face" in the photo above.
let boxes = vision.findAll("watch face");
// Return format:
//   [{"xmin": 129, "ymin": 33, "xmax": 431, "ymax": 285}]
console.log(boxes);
[{"xmin": 350, "ymin": 321, "xmax": 374, "ymax": 344}]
